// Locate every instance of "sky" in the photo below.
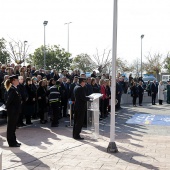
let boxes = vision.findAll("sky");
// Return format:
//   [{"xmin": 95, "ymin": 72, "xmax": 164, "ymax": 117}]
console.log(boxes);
[{"xmin": 0, "ymin": 0, "xmax": 170, "ymax": 65}]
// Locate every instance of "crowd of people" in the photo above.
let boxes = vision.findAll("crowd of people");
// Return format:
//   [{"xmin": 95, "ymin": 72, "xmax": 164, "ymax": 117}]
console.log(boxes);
[
  {"xmin": 0, "ymin": 63, "xmax": 116, "ymax": 146},
  {"xmin": 1, "ymin": 63, "xmax": 170, "ymax": 147}
]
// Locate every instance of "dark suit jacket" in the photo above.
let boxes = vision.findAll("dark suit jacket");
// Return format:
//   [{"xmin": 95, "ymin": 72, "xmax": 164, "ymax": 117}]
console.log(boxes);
[
  {"xmin": 69, "ymin": 82, "xmax": 77, "ymax": 101},
  {"xmin": 138, "ymin": 85, "xmax": 144, "ymax": 95},
  {"xmin": 151, "ymin": 83, "xmax": 158, "ymax": 94},
  {"xmin": 74, "ymin": 85, "xmax": 89, "ymax": 112},
  {"xmin": 6, "ymin": 86, "xmax": 21, "ymax": 112}
]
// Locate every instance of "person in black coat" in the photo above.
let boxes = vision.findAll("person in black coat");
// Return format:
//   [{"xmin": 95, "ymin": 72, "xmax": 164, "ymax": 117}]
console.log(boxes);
[
  {"xmin": 5, "ymin": 75, "xmax": 21, "ymax": 147},
  {"xmin": 73, "ymin": 78, "xmax": 90, "ymax": 140},
  {"xmin": 61, "ymin": 76, "xmax": 69, "ymax": 117},
  {"xmin": 91, "ymin": 78, "xmax": 100, "ymax": 93},
  {"xmin": 131, "ymin": 82, "xmax": 139, "ymax": 107},
  {"xmin": 25, "ymin": 77, "xmax": 36, "ymax": 124},
  {"xmin": 37, "ymin": 80, "xmax": 47, "ymax": 124},
  {"xmin": 68, "ymin": 76, "xmax": 78, "ymax": 118},
  {"xmin": 151, "ymin": 80, "xmax": 158, "ymax": 105},
  {"xmin": 138, "ymin": 81, "xmax": 144, "ymax": 106},
  {"xmin": 17, "ymin": 76, "xmax": 28, "ymax": 127},
  {"xmin": 1, "ymin": 75, "xmax": 9, "ymax": 118}
]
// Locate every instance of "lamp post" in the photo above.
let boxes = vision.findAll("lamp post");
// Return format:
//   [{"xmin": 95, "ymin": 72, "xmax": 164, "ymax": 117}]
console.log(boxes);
[
  {"xmin": 64, "ymin": 22, "xmax": 72, "ymax": 52},
  {"xmin": 141, "ymin": 34, "xmax": 144, "ymax": 77},
  {"xmin": 43, "ymin": 21, "xmax": 48, "ymax": 70},
  {"xmin": 23, "ymin": 40, "xmax": 27, "ymax": 66}
]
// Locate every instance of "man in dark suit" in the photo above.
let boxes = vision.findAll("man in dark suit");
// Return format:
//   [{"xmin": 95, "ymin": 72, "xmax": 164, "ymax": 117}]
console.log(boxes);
[
  {"xmin": 61, "ymin": 76, "xmax": 69, "ymax": 117},
  {"xmin": 69, "ymin": 76, "xmax": 78, "ymax": 118},
  {"xmin": 116, "ymin": 77, "xmax": 123, "ymax": 110},
  {"xmin": 151, "ymin": 80, "xmax": 158, "ymax": 105},
  {"xmin": 138, "ymin": 81, "xmax": 144, "ymax": 106},
  {"xmin": 73, "ymin": 77, "xmax": 90, "ymax": 140}
]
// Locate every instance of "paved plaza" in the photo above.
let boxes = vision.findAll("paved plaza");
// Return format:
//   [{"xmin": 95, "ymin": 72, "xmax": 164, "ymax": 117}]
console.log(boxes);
[{"xmin": 1, "ymin": 103, "xmax": 170, "ymax": 170}]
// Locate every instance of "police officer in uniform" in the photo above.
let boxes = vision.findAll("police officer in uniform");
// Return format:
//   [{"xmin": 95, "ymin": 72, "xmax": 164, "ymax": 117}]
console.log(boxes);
[
  {"xmin": 5, "ymin": 75, "xmax": 21, "ymax": 147},
  {"xmin": 73, "ymin": 77, "xmax": 90, "ymax": 140},
  {"xmin": 49, "ymin": 80, "xmax": 62, "ymax": 127}
]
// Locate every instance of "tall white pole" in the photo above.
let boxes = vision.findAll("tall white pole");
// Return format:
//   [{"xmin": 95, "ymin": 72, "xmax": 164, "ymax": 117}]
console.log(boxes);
[
  {"xmin": 107, "ymin": 0, "xmax": 118, "ymax": 153},
  {"xmin": 68, "ymin": 24, "xmax": 69, "ymax": 52},
  {"xmin": 141, "ymin": 35, "xmax": 144, "ymax": 77},
  {"xmin": 44, "ymin": 24, "xmax": 46, "ymax": 70},
  {"xmin": 65, "ymin": 22, "xmax": 72, "ymax": 53},
  {"xmin": 23, "ymin": 41, "xmax": 27, "ymax": 66}
]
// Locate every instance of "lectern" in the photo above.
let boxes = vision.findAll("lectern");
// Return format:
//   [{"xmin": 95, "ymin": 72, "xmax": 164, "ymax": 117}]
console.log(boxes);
[{"xmin": 87, "ymin": 93, "xmax": 103, "ymax": 139}]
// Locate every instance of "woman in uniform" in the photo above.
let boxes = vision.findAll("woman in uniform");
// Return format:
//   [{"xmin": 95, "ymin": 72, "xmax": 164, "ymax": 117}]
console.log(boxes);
[{"xmin": 5, "ymin": 75, "xmax": 21, "ymax": 147}]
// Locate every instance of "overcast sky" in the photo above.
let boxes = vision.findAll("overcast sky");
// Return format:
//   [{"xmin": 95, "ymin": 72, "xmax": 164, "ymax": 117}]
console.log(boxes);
[{"xmin": 1, "ymin": 0, "xmax": 170, "ymax": 64}]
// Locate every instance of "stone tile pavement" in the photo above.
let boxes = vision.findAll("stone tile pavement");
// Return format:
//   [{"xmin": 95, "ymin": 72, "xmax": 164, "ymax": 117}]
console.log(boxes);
[{"xmin": 1, "ymin": 103, "xmax": 170, "ymax": 170}]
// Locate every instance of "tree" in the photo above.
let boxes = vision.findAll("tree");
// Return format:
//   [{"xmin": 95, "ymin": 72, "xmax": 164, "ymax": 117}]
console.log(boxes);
[
  {"xmin": 143, "ymin": 53, "xmax": 163, "ymax": 78},
  {"xmin": 164, "ymin": 53, "xmax": 170, "ymax": 73},
  {"xmin": 7, "ymin": 39, "xmax": 29, "ymax": 64},
  {"xmin": 27, "ymin": 45, "xmax": 71, "ymax": 70},
  {"xmin": 71, "ymin": 53, "xmax": 95, "ymax": 73},
  {"xmin": 0, "ymin": 38, "xmax": 10, "ymax": 64},
  {"xmin": 90, "ymin": 48, "xmax": 112, "ymax": 74},
  {"xmin": 116, "ymin": 57, "xmax": 134, "ymax": 73}
]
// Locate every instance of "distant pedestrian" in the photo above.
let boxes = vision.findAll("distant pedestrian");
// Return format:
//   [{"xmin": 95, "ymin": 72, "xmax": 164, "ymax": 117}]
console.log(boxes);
[
  {"xmin": 158, "ymin": 81, "xmax": 164, "ymax": 105},
  {"xmin": 138, "ymin": 81, "xmax": 144, "ymax": 106},
  {"xmin": 130, "ymin": 82, "xmax": 138, "ymax": 107},
  {"xmin": 146, "ymin": 80, "xmax": 151, "ymax": 96},
  {"xmin": 151, "ymin": 80, "xmax": 158, "ymax": 105},
  {"xmin": 167, "ymin": 80, "xmax": 170, "ymax": 104}
]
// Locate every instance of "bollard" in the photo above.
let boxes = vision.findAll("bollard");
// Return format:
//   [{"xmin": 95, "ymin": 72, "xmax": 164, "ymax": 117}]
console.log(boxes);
[{"xmin": 0, "ymin": 149, "xmax": 2, "ymax": 170}]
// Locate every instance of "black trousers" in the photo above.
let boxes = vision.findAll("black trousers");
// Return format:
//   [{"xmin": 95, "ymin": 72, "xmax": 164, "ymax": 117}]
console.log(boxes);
[
  {"xmin": 38, "ymin": 100, "xmax": 45, "ymax": 121},
  {"xmin": 17, "ymin": 103, "xmax": 25, "ymax": 125},
  {"xmin": 159, "ymin": 100, "xmax": 163, "ymax": 104},
  {"xmin": 61, "ymin": 99, "xmax": 68, "ymax": 117},
  {"xmin": 73, "ymin": 109, "xmax": 85, "ymax": 138},
  {"xmin": 152, "ymin": 93, "xmax": 156, "ymax": 104},
  {"xmin": 116, "ymin": 93, "xmax": 122, "ymax": 109},
  {"xmin": 7, "ymin": 110, "xmax": 19, "ymax": 146},
  {"xmin": 51, "ymin": 102, "xmax": 60, "ymax": 125},
  {"xmin": 139, "ymin": 94, "xmax": 143, "ymax": 105},
  {"xmin": 101, "ymin": 99, "xmax": 107, "ymax": 117},
  {"xmin": 133, "ymin": 96, "xmax": 137, "ymax": 105}
]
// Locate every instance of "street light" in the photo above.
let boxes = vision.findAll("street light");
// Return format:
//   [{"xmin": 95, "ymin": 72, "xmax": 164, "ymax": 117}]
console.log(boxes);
[
  {"xmin": 23, "ymin": 40, "xmax": 27, "ymax": 66},
  {"xmin": 64, "ymin": 22, "xmax": 72, "ymax": 52},
  {"xmin": 43, "ymin": 21, "xmax": 48, "ymax": 70},
  {"xmin": 141, "ymin": 34, "xmax": 144, "ymax": 77}
]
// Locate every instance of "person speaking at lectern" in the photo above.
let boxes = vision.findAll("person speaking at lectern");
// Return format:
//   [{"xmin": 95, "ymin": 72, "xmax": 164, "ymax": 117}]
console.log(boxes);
[{"xmin": 73, "ymin": 77, "xmax": 90, "ymax": 140}]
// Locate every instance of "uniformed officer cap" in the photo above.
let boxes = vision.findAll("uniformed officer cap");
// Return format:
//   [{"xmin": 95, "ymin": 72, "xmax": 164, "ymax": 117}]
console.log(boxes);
[
  {"xmin": 78, "ymin": 77, "xmax": 86, "ymax": 83},
  {"xmin": 56, "ymin": 80, "xmax": 60, "ymax": 86},
  {"xmin": 9, "ymin": 75, "xmax": 18, "ymax": 80},
  {"xmin": 167, "ymin": 79, "xmax": 170, "ymax": 82},
  {"xmin": 74, "ymin": 76, "xmax": 78, "ymax": 79}
]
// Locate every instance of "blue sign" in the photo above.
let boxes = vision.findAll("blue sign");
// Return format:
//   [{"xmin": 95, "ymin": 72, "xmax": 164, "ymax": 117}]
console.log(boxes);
[{"xmin": 126, "ymin": 114, "xmax": 170, "ymax": 126}]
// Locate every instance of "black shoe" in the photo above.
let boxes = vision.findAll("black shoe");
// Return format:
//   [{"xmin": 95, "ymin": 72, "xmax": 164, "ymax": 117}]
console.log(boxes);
[
  {"xmin": 16, "ymin": 142, "xmax": 21, "ymax": 146},
  {"xmin": 74, "ymin": 137, "xmax": 84, "ymax": 140},
  {"xmin": 26, "ymin": 122, "xmax": 33, "ymax": 125},
  {"xmin": 9, "ymin": 144, "xmax": 20, "ymax": 147},
  {"xmin": 20, "ymin": 123, "xmax": 27, "ymax": 127},
  {"xmin": 40, "ymin": 120, "xmax": 46, "ymax": 124},
  {"xmin": 51, "ymin": 124, "xmax": 58, "ymax": 127},
  {"xmin": 139, "ymin": 104, "xmax": 142, "ymax": 106}
]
